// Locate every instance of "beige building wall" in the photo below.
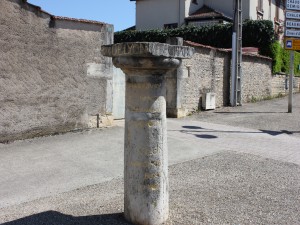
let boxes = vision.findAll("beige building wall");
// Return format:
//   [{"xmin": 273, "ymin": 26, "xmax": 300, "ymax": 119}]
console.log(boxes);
[
  {"xmin": 185, "ymin": 0, "xmax": 204, "ymax": 17},
  {"xmin": 204, "ymin": 0, "xmax": 245, "ymax": 19},
  {"xmin": 136, "ymin": 0, "xmax": 186, "ymax": 30},
  {"xmin": 135, "ymin": 0, "xmax": 285, "ymax": 31}
]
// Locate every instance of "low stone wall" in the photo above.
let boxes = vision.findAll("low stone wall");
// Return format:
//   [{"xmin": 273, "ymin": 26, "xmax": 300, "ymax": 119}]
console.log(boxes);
[
  {"xmin": 0, "ymin": 0, "xmax": 114, "ymax": 142},
  {"xmin": 271, "ymin": 74, "xmax": 300, "ymax": 96},
  {"xmin": 180, "ymin": 46, "xmax": 230, "ymax": 111},
  {"xmin": 241, "ymin": 54, "xmax": 273, "ymax": 102},
  {"xmin": 179, "ymin": 41, "xmax": 299, "ymax": 114}
]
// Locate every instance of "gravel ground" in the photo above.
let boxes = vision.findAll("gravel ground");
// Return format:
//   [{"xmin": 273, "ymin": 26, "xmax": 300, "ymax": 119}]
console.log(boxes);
[
  {"xmin": 1, "ymin": 151, "xmax": 300, "ymax": 225},
  {"xmin": 1, "ymin": 95, "xmax": 300, "ymax": 225},
  {"xmin": 184, "ymin": 93, "xmax": 300, "ymax": 138}
]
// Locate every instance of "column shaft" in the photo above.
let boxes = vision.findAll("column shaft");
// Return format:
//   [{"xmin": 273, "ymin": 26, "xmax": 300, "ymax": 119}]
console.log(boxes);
[{"xmin": 124, "ymin": 72, "xmax": 168, "ymax": 225}]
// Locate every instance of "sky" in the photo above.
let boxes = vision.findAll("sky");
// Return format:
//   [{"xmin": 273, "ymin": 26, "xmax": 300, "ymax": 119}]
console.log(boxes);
[{"xmin": 27, "ymin": 0, "xmax": 136, "ymax": 32}]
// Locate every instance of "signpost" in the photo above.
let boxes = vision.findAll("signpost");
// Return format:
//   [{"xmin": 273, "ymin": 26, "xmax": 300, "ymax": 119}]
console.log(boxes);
[
  {"xmin": 285, "ymin": 38, "xmax": 300, "ymax": 50},
  {"xmin": 285, "ymin": 0, "xmax": 300, "ymax": 113}
]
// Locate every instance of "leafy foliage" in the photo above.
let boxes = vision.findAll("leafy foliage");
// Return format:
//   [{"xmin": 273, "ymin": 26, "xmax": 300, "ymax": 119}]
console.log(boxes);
[
  {"xmin": 294, "ymin": 51, "xmax": 300, "ymax": 76},
  {"xmin": 115, "ymin": 20, "xmax": 300, "ymax": 75},
  {"xmin": 115, "ymin": 20, "xmax": 275, "ymax": 56},
  {"xmin": 271, "ymin": 41, "xmax": 300, "ymax": 76}
]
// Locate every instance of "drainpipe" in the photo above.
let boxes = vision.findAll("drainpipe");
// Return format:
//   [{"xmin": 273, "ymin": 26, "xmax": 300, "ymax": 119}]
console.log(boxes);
[
  {"xmin": 269, "ymin": 0, "xmax": 272, "ymax": 20},
  {"xmin": 178, "ymin": 0, "xmax": 181, "ymax": 27}
]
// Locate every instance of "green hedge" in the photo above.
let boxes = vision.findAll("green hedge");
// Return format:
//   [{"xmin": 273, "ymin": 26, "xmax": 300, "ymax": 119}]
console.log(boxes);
[
  {"xmin": 115, "ymin": 20, "xmax": 300, "ymax": 75},
  {"xmin": 294, "ymin": 51, "xmax": 300, "ymax": 76},
  {"xmin": 115, "ymin": 20, "xmax": 274, "ymax": 56},
  {"xmin": 271, "ymin": 41, "xmax": 300, "ymax": 76}
]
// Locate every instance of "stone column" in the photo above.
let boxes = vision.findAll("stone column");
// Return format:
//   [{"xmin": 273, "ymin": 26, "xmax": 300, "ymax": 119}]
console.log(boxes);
[{"xmin": 101, "ymin": 42, "xmax": 194, "ymax": 225}]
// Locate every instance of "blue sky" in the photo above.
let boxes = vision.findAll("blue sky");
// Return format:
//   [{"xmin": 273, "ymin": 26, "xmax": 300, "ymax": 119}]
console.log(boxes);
[{"xmin": 27, "ymin": 0, "xmax": 136, "ymax": 32}]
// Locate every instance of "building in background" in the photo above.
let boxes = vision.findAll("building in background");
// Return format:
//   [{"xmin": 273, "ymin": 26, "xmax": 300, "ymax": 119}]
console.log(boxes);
[{"xmin": 131, "ymin": 0, "xmax": 285, "ymax": 40}]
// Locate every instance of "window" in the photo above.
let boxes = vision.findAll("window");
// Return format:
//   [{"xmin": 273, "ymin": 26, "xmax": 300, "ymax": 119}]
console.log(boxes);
[
  {"xmin": 257, "ymin": 0, "xmax": 263, "ymax": 12},
  {"xmin": 164, "ymin": 23, "xmax": 178, "ymax": 29},
  {"xmin": 274, "ymin": 0, "xmax": 284, "ymax": 39},
  {"xmin": 257, "ymin": 0, "xmax": 264, "ymax": 19},
  {"xmin": 275, "ymin": 0, "xmax": 283, "ymax": 22}
]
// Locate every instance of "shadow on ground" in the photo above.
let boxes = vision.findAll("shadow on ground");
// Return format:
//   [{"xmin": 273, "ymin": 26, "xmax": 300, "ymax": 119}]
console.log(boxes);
[
  {"xmin": 214, "ymin": 111, "xmax": 286, "ymax": 114},
  {"xmin": 2, "ymin": 211, "xmax": 133, "ymax": 225},
  {"xmin": 179, "ymin": 125, "xmax": 299, "ymax": 137}
]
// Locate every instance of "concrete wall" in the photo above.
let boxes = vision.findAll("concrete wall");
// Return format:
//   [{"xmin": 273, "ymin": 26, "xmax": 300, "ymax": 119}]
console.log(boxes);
[{"xmin": 0, "ymin": 0, "xmax": 114, "ymax": 142}]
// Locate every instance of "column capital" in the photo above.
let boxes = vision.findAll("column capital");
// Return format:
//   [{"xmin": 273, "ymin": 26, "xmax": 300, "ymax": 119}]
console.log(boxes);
[
  {"xmin": 101, "ymin": 42, "xmax": 194, "ymax": 72},
  {"xmin": 101, "ymin": 42, "xmax": 194, "ymax": 59}
]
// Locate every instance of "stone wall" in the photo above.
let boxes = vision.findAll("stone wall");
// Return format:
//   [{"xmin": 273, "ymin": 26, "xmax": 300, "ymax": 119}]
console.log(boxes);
[
  {"xmin": 271, "ymin": 74, "xmax": 300, "ymax": 96},
  {"xmin": 241, "ymin": 54, "xmax": 273, "ymax": 102},
  {"xmin": 180, "ymin": 41, "xmax": 284, "ymax": 114},
  {"xmin": 180, "ymin": 46, "xmax": 230, "ymax": 112},
  {"xmin": 0, "ymin": 0, "xmax": 114, "ymax": 142}
]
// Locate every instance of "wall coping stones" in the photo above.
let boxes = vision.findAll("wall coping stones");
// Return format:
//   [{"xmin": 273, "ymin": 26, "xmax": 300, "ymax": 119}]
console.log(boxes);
[
  {"xmin": 19, "ymin": 0, "xmax": 108, "ymax": 26},
  {"xmin": 184, "ymin": 40, "xmax": 272, "ymax": 61}
]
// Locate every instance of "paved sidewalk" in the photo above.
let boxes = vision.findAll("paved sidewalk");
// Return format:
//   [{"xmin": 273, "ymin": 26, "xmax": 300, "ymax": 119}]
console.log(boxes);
[
  {"xmin": 0, "ymin": 95, "xmax": 300, "ymax": 224},
  {"xmin": 186, "ymin": 93, "xmax": 300, "ymax": 137}
]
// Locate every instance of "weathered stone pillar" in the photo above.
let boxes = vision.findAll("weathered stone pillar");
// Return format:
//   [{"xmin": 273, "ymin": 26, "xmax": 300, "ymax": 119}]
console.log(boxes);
[{"xmin": 101, "ymin": 42, "xmax": 194, "ymax": 225}]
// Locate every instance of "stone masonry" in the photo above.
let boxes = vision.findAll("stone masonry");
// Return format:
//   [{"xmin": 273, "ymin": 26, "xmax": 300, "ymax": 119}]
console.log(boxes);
[
  {"xmin": 179, "ymin": 41, "xmax": 298, "ymax": 115},
  {"xmin": 0, "ymin": 0, "xmax": 114, "ymax": 142}
]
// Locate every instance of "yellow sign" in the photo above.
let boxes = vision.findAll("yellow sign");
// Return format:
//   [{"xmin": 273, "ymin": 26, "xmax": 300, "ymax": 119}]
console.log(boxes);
[{"xmin": 285, "ymin": 38, "xmax": 300, "ymax": 50}]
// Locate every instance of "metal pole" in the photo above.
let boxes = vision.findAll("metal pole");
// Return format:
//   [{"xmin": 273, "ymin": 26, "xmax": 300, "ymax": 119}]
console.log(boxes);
[
  {"xmin": 230, "ymin": 0, "xmax": 242, "ymax": 106},
  {"xmin": 288, "ymin": 50, "xmax": 294, "ymax": 113},
  {"xmin": 230, "ymin": 0, "xmax": 238, "ymax": 106},
  {"xmin": 231, "ymin": 32, "xmax": 237, "ymax": 106},
  {"xmin": 237, "ymin": 0, "xmax": 242, "ymax": 106}
]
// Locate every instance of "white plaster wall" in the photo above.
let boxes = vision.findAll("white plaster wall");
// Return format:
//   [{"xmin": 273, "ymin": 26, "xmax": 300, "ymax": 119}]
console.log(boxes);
[
  {"xmin": 243, "ymin": 0, "xmax": 251, "ymax": 20},
  {"xmin": 264, "ymin": 0, "xmax": 272, "ymax": 20},
  {"xmin": 135, "ymin": 0, "xmax": 285, "ymax": 31},
  {"xmin": 136, "ymin": 0, "xmax": 184, "ymax": 30},
  {"xmin": 204, "ymin": 0, "xmax": 234, "ymax": 18},
  {"xmin": 185, "ymin": 0, "xmax": 204, "ymax": 17},
  {"xmin": 273, "ymin": 0, "xmax": 285, "ymax": 22},
  {"xmin": 204, "ymin": 0, "xmax": 250, "ymax": 20},
  {"xmin": 249, "ymin": 0, "xmax": 285, "ymax": 22},
  {"xmin": 249, "ymin": 0, "xmax": 258, "ymax": 19}
]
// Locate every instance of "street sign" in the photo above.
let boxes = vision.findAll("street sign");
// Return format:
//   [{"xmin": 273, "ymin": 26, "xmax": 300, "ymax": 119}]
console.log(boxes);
[
  {"xmin": 286, "ymin": 11, "xmax": 300, "ymax": 19},
  {"xmin": 286, "ymin": 39, "xmax": 293, "ymax": 49},
  {"xmin": 285, "ymin": 29, "xmax": 300, "ymax": 37},
  {"xmin": 285, "ymin": 38, "xmax": 300, "ymax": 51},
  {"xmin": 285, "ymin": 0, "xmax": 300, "ymax": 37},
  {"xmin": 285, "ymin": 1, "xmax": 299, "ymax": 113},
  {"xmin": 286, "ymin": 0, "xmax": 300, "ymax": 10},
  {"xmin": 286, "ymin": 20, "xmax": 300, "ymax": 28}
]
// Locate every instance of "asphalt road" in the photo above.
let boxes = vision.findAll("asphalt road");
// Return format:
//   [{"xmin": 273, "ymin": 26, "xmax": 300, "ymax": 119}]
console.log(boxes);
[{"xmin": 1, "ymin": 94, "xmax": 300, "ymax": 224}]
